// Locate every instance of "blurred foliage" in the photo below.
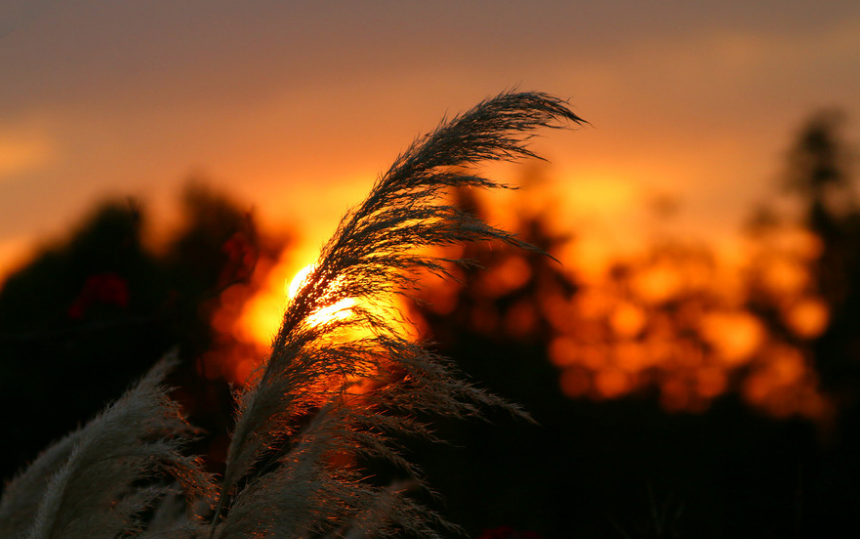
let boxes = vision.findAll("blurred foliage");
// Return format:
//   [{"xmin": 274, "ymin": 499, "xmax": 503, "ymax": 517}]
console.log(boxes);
[{"xmin": 408, "ymin": 109, "xmax": 860, "ymax": 538}]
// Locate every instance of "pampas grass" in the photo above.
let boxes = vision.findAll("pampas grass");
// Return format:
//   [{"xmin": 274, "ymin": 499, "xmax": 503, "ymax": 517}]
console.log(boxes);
[
  {"xmin": 0, "ymin": 91, "xmax": 584, "ymax": 538},
  {"xmin": 0, "ymin": 354, "xmax": 214, "ymax": 539}
]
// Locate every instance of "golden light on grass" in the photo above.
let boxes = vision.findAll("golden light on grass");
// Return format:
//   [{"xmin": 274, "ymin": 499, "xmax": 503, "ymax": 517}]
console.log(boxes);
[
  {"xmin": 212, "ymin": 256, "xmax": 387, "ymax": 392},
  {"xmin": 286, "ymin": 263, "xmax": 358, "ymax": 328},
  {"xmin": 223, "ymin": 243, "xmax": 384, "ymax": 382},
  {"xmin": 286, "ymin": 262, "xmax": 315, "ymax": 300},
  {"xmin": 206, "ymin": 248, "xmax": 351, "ymax": 384}
]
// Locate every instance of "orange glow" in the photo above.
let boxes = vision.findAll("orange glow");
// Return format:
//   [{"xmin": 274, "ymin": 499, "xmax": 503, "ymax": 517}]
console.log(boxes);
[
  {"xmin": 306, "ymin": 298, "xmax": 358, "ymax": 327},
  {"xmin": 742, "ymin": 371, "xmax": 770, "ymax": 405},
  {"xmin": 423, "ymin": 280, "xmax": 462, "ymax": 316},
  {"xmin": 287, "ymin": 263, "xmax": 315, "ymax": 300},
  {"xmin": 561, "ymin": 174, "xmax": 637, "ymax": 215},
  {"xmin": 700, "ymin": 312, "xmax": 764, "ymax": 366},
  {"xmin": 566, "ymin": 240, "xmax": 614, "ymax": 285},
  {"xmin": 792, "ymin": 229, "xmax": 825, "ymax": 261},
  {"xmin": 231, "ymin": 250, "xmax": 305, "ymax": 348},
  {"xmin": 286, "ymin": 263, "xmax": 358, "ymax": 328},
  {"xmin": 785, "ymin": 297, "xmax": 829, "ymax": 339},
  {"xmin": 594, "ymin": 368, "xmax": 630, "ymax": 399},
  {"xmin": 478, "ymin": 256, "xmax": 531, "ymax": 297},
  {"xmin": 574, "ymin": 289, "xmax": 614, "ymax": 320},
  {"xmin": 548, "ymin": 336, "xmax": 578, "ymax": 367},
  {"xmin": 0, "ymin": 129, "xmax": 54, "ymax": 178},
  {"xmin": 226, "ymin": 258, "xmax": 414, "ymax": 396},
  {"xmin": 191, "ymin": 177, "xmax": 836, "ymax": 423},
  {"xmin": 541, "ymin": 294, "xmax": 573, "ymax": 332},
  {"xmin": 762, "ymin": 258, "xmax": 808, "ymax": 296},
  {"xmin": 233, "ymin": 359, "xmax": 258, "ymax": 385},
  {"xmin": 200, "ymin": 243, "xmax": 342, "ymax": 385},
  {"xmin": 738, "ymin": 343, "xmax": 833, "ymax": 420},
  {"xmin": 768, "ymin": 346, "xmax": 805, "ymax": 386},
  {"xmin": 234, "ymin": 295, "xmax": 281, "ymax": 348},
  {"xmin": 0, "ymin": 237, "xmax": 35, "ymax": 285},
  {"xmin": 580, "ymin": 344, "xmax": 611, "ymax": 370},
  {"xmin": 610, "ymin": 303, "xmax": 646, "ymax": 338},
  {"xmin": 696, "ymin": 367, "xmax": 727, "ymax": 398},
  {"xmin": 193, "ymin": 240, "xmax": 295, "ymax": 384},
  {"xmin": 614, "ymin": 341, "xmax": 649, "ymax": 373},
  {"xmin": 453, "ymin": 235, "xmax": 837, "ymax": 421},
  {"xmin": 226, "ymin": 239, "xmax": 386, "ymax": 365},
  {"xmin": 632, "ymin": 263, "xmax": 683, "ymax": 304}
]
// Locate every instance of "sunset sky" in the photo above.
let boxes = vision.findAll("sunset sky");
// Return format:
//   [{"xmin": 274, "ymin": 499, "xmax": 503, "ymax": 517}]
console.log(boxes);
[{"xmin": 1, "ymin": 0, "xmax": 859, "ymax": 278}]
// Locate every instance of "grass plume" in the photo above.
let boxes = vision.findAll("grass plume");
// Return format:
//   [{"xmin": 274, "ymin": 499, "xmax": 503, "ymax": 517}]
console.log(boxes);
[
  {"xmin": 210, "ymin": 90, "xmax": 584, "ymax": 537},
  {"xmin": 1, "ymin": 91, "xmax": 584, "ymax": 538},
  {"xmin": 0, "ymin": 354, "xmax": 214, "ymax": 539}
]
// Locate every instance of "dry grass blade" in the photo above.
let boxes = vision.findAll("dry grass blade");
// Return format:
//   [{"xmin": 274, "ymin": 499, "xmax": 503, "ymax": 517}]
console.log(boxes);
[
  {"xmin": 3, "ymin": 354, "xmax": 215, "ymax": 539},
  {"xmin": 212, "ymin": 91, "xmax": 585, "ymax": 536},
  {"xmin": 0, "ymin": 428, "xmax": 83, "ymax": 538}
]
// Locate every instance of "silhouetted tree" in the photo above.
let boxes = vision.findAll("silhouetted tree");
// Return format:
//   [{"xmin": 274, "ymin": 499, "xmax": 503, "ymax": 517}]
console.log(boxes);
[
  {"xmin": 786, "ymin": 111, "xmax": 860, "ymax": 401},
  {"xmin": 0, "ymin": 182, "xmax": 284, "ymax": 482}
]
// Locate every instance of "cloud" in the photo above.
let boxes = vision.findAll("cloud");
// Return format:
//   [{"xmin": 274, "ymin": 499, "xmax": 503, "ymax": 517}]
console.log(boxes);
[{"xmin": 0, "ymin": 119, "xmax": 56, "ymax": 182}]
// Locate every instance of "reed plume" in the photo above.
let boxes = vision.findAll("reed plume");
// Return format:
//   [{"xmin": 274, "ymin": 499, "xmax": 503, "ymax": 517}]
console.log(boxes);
[
  {"xmin": 1, "ymin": 91, "xmax": 584, "ymax": 538},
  {"xmin": 0, "ymin": 354, "xmax": 214, "ymax": 539},
  {"xmin": 209, "ymin": 91, "xmax": 584, "ymax": 537}
]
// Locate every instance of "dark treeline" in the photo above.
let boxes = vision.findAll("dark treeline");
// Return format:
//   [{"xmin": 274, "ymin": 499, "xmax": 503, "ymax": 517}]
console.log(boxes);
[{"xmin": 0, "ymin": 183, "xmax": 288, "ymax": 483}]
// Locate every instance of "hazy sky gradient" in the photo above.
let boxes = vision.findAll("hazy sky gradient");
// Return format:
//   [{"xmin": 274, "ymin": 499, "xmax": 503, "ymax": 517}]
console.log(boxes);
[{"xmin": 1, "ymin": 0, "xmax": 859, "ymax": 274}]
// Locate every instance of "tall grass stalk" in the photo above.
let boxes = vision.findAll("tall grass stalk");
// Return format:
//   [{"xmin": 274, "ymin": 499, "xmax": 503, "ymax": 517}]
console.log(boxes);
[{"xmin": 0, "ymin": 91, "xmax": 584, "ymax": 538}]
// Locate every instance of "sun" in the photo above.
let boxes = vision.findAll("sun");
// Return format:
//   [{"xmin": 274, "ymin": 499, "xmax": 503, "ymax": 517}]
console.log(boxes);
[
  {"xmin": 286, "ymin": 263, "xmax": 315, "ymax": 301},
  {"xmin": 286, "ymin": 263, "xmax": 357, "ymax": 327}
]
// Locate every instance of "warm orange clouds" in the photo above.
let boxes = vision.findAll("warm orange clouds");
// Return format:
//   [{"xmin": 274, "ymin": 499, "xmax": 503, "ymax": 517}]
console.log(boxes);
[{"xmin": 0, "ymin": 119, "xmax": 55, "ymax": 181}]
